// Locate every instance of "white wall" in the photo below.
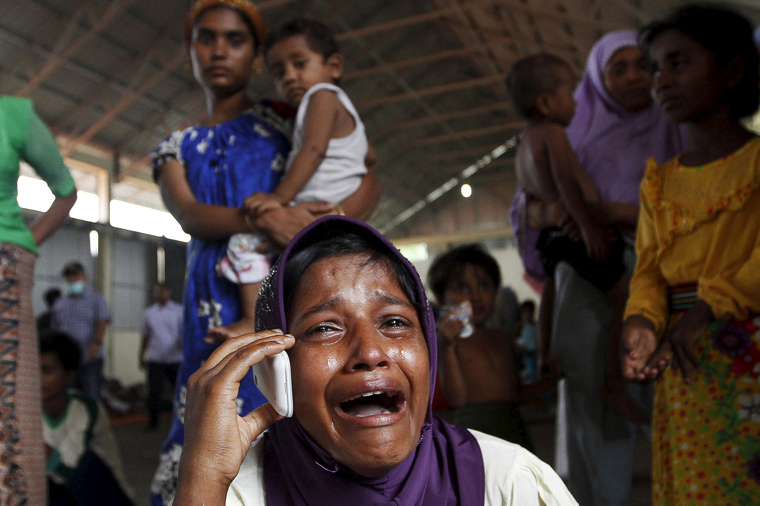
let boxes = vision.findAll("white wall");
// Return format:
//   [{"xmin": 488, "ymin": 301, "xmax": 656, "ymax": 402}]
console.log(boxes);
[{"xmin": 106, "ymin": 330, "xmax": 145, "ymax": 387}]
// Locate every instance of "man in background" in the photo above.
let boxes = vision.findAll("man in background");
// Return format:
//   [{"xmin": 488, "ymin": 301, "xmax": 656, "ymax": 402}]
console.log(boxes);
[
  {"xmin": 139, "ymin": 283, "xmax": 182, "ymax": 430},
  {"xmin": 52, "ymin": 261, "xmax": 111, "ymax": 400}
]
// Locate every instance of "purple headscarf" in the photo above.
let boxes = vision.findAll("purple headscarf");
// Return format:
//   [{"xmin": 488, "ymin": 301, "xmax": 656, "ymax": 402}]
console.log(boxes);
[
  {"xmin": 255, "ymin": 216, "xmax": 485, "ymax": 506},
  {"xmin": 566, "ymin": 30, "xmax": 684, "ymax": 205}
]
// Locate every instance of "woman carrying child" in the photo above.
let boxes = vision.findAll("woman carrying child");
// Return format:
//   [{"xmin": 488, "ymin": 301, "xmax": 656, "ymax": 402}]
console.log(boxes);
[
  {"xmin": 510, "ymin": 29, "xmax": 684, "ymax": 506},
  {"xmin": 150, "ymin": 2, "xmax": 379, "ymax": 504},
  {"xmin": 623, "ymin": 5, "xmax": 760, "ymax": 504},
  {"xmin": 213, "ymin": 18, "xmax": 376, "ymax": 340}
]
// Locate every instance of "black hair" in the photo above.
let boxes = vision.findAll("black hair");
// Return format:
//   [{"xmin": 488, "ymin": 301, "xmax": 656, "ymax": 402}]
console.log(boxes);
[
  {"xmin": 427, "ymin": 244, "xmax": 501, "ymax": 302},
  {"xmin": 39, "ymin": 330, "xmax": 81, "ymax": 372},
  {"xmin": 506, "ymin": 53, "xmax": 573, "ymax": 121},
  {"xmin": 282, "ymin": 232, "xmax": 422, "ymax": 320},
  {"xmin": 44, "ymin": 288, "xmax": 62, "ymax": 308},
  {"xmin": 520, "ymin": 300, "xmax": 536, "ymax": 312},
  {"xmin": 62, "ymin": 261, "xmax": 85, "ymax": 277},
  {"xmin": 641, "ymin": 4, "xmax": 760, "ymax": 119},
  {"xmin": 264, "ymin": 18, "xmax": 339, "ymax": 62}
]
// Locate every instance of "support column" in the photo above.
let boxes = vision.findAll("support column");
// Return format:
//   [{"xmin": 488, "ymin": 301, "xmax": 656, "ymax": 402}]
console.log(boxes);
[{"xmin": 95, "ymin": 166, "xmax": 115, "ymax": 379}]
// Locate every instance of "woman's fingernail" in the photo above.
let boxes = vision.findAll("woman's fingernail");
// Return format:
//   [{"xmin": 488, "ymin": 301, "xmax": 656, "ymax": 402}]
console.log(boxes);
[{"xmin": 273, "ymin": 339, "xmax": 285, "ymax": 344}]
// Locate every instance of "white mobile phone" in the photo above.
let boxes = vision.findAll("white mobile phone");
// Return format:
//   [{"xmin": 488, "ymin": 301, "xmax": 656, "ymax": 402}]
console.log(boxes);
[{"xmin": 252, "ymin": 351, "xmax": 293, "ymax": 417}]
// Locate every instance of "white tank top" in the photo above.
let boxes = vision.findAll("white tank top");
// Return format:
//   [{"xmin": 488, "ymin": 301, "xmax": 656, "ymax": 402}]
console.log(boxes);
[{"xmin": 285, "ymin": 82, "xmax": 368, "ymax": 203}]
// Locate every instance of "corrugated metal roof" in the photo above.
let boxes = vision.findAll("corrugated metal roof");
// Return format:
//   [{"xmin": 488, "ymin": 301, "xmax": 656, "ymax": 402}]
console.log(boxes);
[{"xmin": 3, "ymin": 0, "xmax": 759, "ymax": 238}]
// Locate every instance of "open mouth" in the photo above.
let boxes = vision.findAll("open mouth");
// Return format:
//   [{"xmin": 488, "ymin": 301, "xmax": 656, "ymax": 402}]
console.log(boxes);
[{"xmin": 339, "ymin": 390, "xmax": 402, "ymax": 418}]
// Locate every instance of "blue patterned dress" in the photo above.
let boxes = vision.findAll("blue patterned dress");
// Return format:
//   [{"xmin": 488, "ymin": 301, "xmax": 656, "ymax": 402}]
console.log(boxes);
[{"xmin": 149, "ymin": 102, "xmax": 291, "ymax": 506}]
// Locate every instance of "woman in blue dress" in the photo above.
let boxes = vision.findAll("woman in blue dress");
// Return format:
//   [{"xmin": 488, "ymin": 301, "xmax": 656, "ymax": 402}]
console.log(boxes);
[{"xmin": 149, "ymin": 2, "xmax": 380, "ymax": 503}]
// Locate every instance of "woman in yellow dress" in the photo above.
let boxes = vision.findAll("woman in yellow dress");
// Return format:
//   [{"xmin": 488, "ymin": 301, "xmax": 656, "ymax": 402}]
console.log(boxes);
[{"xmin": 622, "ymin": 5, "xmax": 760, "ymax": 505}]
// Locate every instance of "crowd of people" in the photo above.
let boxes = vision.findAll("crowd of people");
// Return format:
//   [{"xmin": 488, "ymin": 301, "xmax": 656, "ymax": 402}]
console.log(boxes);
[{"xmin": 0, "ymin": 0, "xmax": 758, "ymax": 504}]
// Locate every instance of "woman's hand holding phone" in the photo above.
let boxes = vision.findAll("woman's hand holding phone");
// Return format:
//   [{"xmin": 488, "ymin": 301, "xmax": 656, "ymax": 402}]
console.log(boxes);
[{"xmin": 175, "ymin": 330, "xmax": 295, "ymax": 506}]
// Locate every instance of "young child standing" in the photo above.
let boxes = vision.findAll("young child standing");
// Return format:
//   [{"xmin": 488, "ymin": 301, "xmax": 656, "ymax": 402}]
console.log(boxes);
[
  {"xmin": 40, "ymin": 331, "xmax": 132, "ymax": 506},
  {"xmin": 214, "ymin": 18, "xmax": 375, "ymax": 339},
  {"xmin": 624, "ymin": 6, "xmax": 760, "ymax": 504},
  {"xmin": 429, "ymin": 244, "xmax": 561, "ymax": 450},
  {"xmin": 507, "ymin": 53, "xmax": 648, "ymax": 424}
]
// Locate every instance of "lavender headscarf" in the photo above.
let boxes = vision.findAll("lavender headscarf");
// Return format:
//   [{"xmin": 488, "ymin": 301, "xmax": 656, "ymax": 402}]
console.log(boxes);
[
  {"xmin": 566, "ymin": 29, "xmax": 684, "ymax": 205},
  {"xmin": 255, "ymin": 216, "xmax": 485, "ymax": 506}
]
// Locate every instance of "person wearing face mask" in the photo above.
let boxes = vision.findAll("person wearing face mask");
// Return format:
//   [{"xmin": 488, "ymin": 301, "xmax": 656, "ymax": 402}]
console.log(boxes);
[{"xmin": 52, "ymin": 261, "xmax": 111, "ymax": 400}]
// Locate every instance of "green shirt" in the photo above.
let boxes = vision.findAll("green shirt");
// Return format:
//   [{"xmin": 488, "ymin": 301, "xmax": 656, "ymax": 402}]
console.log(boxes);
[{"xmin": 0, "ymin": 96, "xmax": 75, "ymax": 254}]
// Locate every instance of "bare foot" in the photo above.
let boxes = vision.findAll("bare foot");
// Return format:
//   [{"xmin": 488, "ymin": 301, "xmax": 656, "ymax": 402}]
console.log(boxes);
[
  {"xmin": 206, "ymin": 317, "xmax": 256, "ymax": 343},
  {"xmin": 599, "ymin": 380, "xmax": 651, "ymax": 425}
]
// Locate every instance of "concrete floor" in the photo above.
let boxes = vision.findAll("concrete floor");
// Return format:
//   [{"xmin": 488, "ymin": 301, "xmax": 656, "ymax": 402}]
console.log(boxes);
[{"xmin": 112, "ymin": 401, "xmax": 652, "ymax": 506}]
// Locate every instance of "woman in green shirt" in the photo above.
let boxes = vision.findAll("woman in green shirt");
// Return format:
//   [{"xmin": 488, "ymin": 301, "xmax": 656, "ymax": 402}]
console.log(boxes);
[{"xmin": 0, "ymin": 95, "xmax": 76, "ymax": 505}]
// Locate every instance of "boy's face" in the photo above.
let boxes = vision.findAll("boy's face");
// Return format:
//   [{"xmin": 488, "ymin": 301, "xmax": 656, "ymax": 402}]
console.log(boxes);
[
  {"xmin": 40, "ymin": 353, "xmax": 75, "ymax": 407},
  {"xmin": 442, "ymin": 264, "xmax": 497, "ymax": 327},
  {"xmin": 543, "ymin": 66, "xmax": 577, "ymax": 126},
  {"xmin": 266, "ymin": 34, "xmax": 342, "ymax": 107}
]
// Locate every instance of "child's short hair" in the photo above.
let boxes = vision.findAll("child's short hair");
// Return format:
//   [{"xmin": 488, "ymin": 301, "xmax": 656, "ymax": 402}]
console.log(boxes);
[
  {"xmin": 520, "ymin": 300, "xmax": 536, "ymax": 313},
  {"xmin": 264, "ymin": 18, "xmax": 339, "ymax": 62},
  {"xmin": 428, "ymin": 244, "xmax": 501, "ymax": 301},
  {"xmin": 641, "ymin": 5, "xmax": 759, "ymax": 119},
  {"xmin": 506, "ymin": 53, "xmax": 572, "ymax": 120},
  {"xmin": 39, "ymin": 330, "xmax": 81, "ymax": 372}
]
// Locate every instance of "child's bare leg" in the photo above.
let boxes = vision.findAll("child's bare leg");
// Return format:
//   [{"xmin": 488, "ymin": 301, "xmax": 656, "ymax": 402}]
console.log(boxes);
[
  {"xmin": 538, "ymin": 278, "xmax": 558, "ymax": 377},
  {"xmin": 206, "ymin": 282, "xmax": 261, "ymax": 342},
  {"xmin": 598, "ymin": 276, "xmax": 650, "ymax": 424}
]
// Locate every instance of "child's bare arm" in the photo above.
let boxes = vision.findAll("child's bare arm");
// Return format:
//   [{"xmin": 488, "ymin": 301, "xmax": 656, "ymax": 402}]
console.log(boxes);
[
  {"xmin": 274, "ymin": 90, "xmax": 342, "ymax": 202},
  {"xmin": 537, "ymin": 279, "xmax": 557, "ymax": 375},
  {"xmin": 437, "ymin": 310, "xmax": 469, "ymax": 408},
  {"xmin": 365, "ymin": 143, "xmax": 377, "ymax": 170},
  {"xmin": 243, "ymin": 192, "xmax": 286, "ymax": 218},
  {"xmin": 438, "ymin": 342, "xmax": 469, "ymax": 408},
  {"xmin": 544, "ymin": 125, "xmax": 607, "ymax": 259}
]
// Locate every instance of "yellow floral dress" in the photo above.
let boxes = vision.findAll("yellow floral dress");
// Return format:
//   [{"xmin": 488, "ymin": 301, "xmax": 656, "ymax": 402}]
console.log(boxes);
[{"xmin": 625, "ymin": 136, "xmax": 760, "ymax": 505}]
